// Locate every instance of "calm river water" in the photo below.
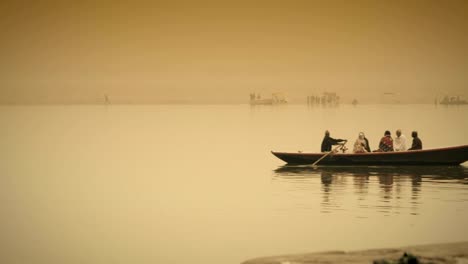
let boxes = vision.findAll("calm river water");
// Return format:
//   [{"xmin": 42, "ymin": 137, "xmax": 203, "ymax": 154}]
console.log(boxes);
[{"xmin": 1, "ymin": 104, "xmax": 467, "ymax": 264}]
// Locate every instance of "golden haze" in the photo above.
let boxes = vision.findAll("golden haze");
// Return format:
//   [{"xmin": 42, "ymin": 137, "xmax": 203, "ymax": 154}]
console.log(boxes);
[{"xmin": 1, "ymin": 1, "xmax": 467, "ymax": 104}]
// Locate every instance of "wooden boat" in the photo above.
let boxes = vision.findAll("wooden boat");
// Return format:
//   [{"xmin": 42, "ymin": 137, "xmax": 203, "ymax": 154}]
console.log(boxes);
[{"xmin": 271, "ymin": 145, "xmax": 468, "ymax": 166}]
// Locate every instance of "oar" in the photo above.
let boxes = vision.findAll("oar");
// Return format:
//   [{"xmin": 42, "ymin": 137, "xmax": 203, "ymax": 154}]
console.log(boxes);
[{"xmin": 312, "ymin": 142, "xmax": 346, "ymax": 167}]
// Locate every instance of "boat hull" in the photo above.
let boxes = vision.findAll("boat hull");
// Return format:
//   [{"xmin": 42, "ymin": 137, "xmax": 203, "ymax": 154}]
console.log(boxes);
[{"xmin": 271, "ymin": 145, "xmax": 468, "ymax": 166}]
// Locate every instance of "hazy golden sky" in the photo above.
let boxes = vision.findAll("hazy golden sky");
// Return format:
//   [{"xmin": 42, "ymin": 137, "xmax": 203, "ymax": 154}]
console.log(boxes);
[{"xmin": 1, "ymin": 1, "xmax": 467, "ymax": 103}]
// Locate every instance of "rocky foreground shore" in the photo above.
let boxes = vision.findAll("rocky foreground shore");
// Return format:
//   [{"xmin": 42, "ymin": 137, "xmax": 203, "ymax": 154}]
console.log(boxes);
[{"xmin": 242, "ymin": 242, "xmax": 468, "ymax": 264}]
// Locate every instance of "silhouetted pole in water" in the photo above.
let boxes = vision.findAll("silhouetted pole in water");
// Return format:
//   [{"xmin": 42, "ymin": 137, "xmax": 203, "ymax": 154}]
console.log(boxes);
[{"xmin": 312, "ymin": 142, "xmax": 347, "ymax": 167}]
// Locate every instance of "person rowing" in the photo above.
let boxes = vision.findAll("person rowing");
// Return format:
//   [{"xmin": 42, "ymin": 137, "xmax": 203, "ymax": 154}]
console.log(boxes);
[{"xmin": 321, "ymin": 130, "xmax": 347, "ymax": 152}]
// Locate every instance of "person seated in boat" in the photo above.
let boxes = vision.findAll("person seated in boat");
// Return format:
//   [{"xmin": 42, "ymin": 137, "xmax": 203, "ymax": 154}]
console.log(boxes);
[
  {"xmin": 362, "ymin": 132, "xmax": 371, "ymax": 152},
  {"xmin": 321, "ymin": 130, "xmax": 346, "ymax": 152},
  {"xmin": 374, "ymin": 130, "xmax": 394, "ymax": 152},
  {"xmin": 408, "ymin": 131, "xmax": 422, "ymax": 150},
  {"xmin": 394, "ymin": 129, "xmax": 407, "ymax": 151},
  {"xmin": 353, "ymin": 132, "xmax": 369, "ymax": 153}
]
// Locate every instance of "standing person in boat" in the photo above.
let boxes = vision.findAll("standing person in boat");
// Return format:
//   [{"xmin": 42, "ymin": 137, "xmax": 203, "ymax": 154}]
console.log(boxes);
[
  {"xmin": 353, "ymin": 132, "xmax": 369, "ymax": 153},
  {"xmin": 321, "ymin": 130, "xmax": 346, "ymax": 152},
  {"xmin": 375, "ymin": 130, "xmax": 394, "ymax": 152},
  {"xmin": 408, "ymin": 131, "xmax": 423, "ymax": 150},
  {"xmin": 394, "ymin": 129, "xmax": 407, "ymax": 151}
]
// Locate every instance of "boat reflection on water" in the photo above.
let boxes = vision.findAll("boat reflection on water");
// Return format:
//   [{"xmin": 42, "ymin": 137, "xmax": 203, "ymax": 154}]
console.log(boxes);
[{"xmin": 273, "ymin": 165, "xmax": 468, "ymax": 216}]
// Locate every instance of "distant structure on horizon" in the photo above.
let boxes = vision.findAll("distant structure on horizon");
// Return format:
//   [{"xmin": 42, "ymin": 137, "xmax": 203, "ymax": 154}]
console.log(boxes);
[
  {"xmin": 380, "ymin": 92, "xmax": 401, "ymax": 104},
  {"xmin": 438, "ymin": 96, "xmax": 468, "ymax": 105},
  {"xmin": 307, "ymin": 92, "xmax": 340, "ymax": 106},
  {"xmin": 249, "ymin": 93, "xmax": 288, "ymax": 105}
]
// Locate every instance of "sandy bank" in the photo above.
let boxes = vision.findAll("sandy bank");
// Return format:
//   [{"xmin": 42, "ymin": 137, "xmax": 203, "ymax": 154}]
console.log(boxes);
[{"xmin": 242, "ymin": 242, "xmax": 468, "ymax": 264}]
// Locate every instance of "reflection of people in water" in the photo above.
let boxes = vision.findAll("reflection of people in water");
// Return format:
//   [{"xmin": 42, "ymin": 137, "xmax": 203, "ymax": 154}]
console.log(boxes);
[
  {"xmin": 320, "ymin": 171, "xmax": 350, "ymax": 212},
  {"xmin": 321, "ymin": 171, "xmax": 333, "ymax": 186},
  {"xmin": 353, "ymin": 174, "xmax": 370, "ymax": 198},
  {"xmin": 274, "ymin": 166, "xmax": 466, "ymax": 216},
  {"xmin": 411, "ymin": 175, "xmax": 421, "ymax": 197},
  {"xmin": 378, "ymin": 175, "xmax": 394, "ymax": 200},
  {"xmin": 320, "ymin": 171, "xmax": 333, "ymax": 212}
]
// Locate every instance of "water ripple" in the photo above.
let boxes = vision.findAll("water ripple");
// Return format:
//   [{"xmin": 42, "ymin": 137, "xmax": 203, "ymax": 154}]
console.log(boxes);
[{"xmin": 272, "ymin": 165, "xmax": 468, "ymax": 216}]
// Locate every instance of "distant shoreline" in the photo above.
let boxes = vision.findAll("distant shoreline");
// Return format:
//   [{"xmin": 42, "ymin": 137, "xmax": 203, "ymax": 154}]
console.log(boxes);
[
  {"xmin": 242, "ymin": 241, "xmax": 468, "ymax": 264},
  {"xmin": 0, "ymin": 102, "xmax": 462, "ymax": 106}
]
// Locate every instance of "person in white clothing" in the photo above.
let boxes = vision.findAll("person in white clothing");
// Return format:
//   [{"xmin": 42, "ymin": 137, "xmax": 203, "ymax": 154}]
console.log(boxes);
[{"xmin": 394, "ymin": 129, "xmax": 407, "ymax": 151}]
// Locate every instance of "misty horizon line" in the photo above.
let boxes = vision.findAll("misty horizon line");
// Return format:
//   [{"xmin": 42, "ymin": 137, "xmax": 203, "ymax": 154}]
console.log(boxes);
[
  {"xmin": 0, "ymin": 102, "xmax": 462, "ymax": 106},
  {"xmin": 1, "ymin": 95, "xmax": 466, "ymax": 105},
  {"xmin": 2, "ymin": 90, "xmax": 466, "ymax": 105}
]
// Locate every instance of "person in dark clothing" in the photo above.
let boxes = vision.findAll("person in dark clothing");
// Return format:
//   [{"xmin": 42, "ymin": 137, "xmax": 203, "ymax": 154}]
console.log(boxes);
[
  {"xmin": 321, "ymin": 130, "xmax": 346, "ymax": 152},
  {"xmin": 362, "ymin": 132, "xmax": 371, "ymax": 152},
  {"xmin": 408, "ymin": 131, "xmax": 422, "ymax": 150},
  {"xmin": 364, "ymin": 137, "xmax": 371, "ymax": 152},
  {"xmin": 376, "ymin": 130, "xmax": 394, "ymax": 152}
]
